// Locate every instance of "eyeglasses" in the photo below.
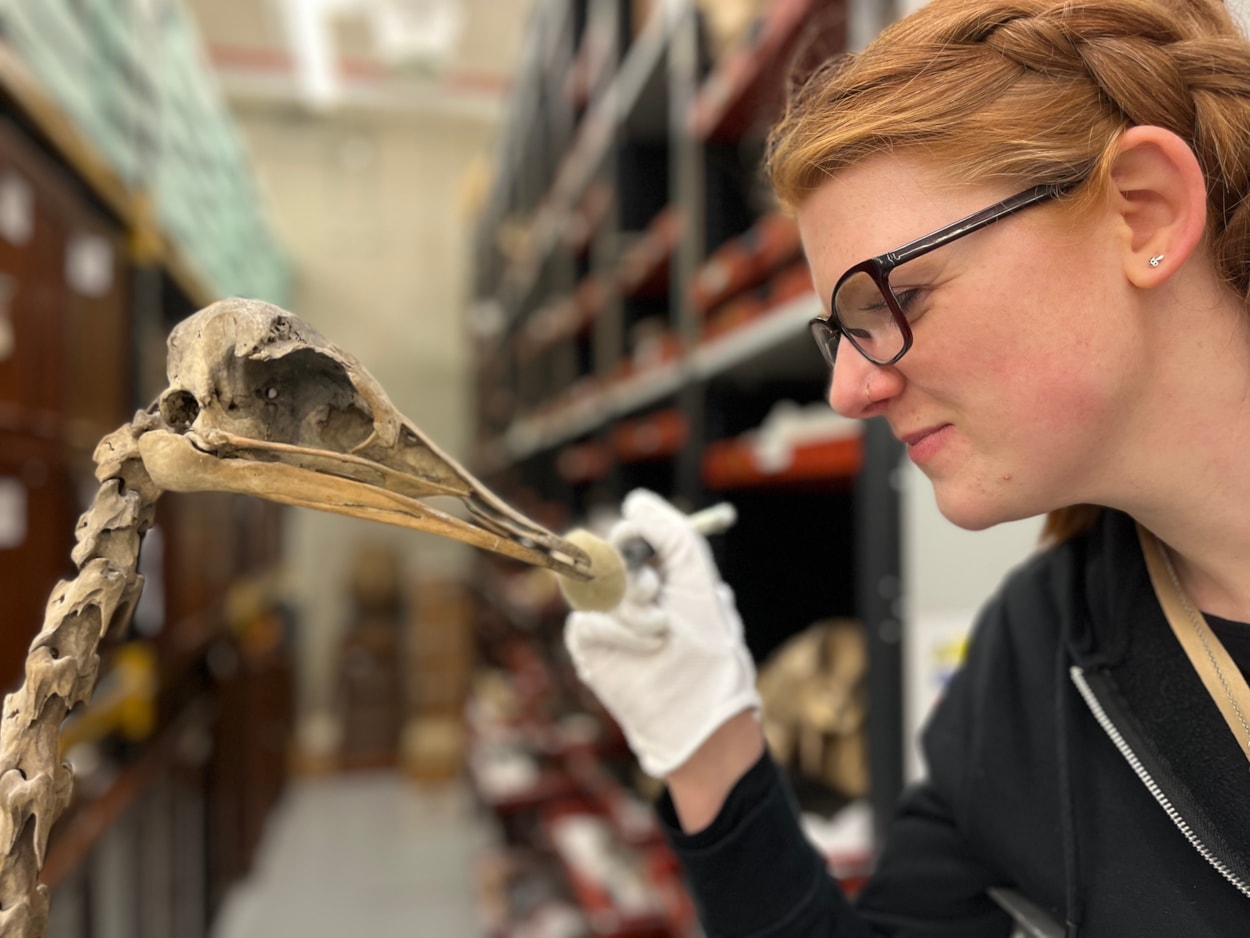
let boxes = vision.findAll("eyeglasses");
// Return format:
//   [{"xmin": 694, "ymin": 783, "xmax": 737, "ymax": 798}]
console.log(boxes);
[{"xmin": 809, "ymin": 182, "xmax": 1074, "ymax": 370}]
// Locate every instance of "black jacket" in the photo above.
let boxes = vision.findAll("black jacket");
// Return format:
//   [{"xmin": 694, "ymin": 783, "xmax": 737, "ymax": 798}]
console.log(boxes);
[{"xmin": 659, "ymin": 510, "xmax": 1250, "ymax": 936}]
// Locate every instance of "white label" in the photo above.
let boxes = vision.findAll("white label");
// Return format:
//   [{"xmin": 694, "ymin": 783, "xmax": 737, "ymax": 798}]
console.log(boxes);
[
  {"xmin": 0, "ymin": 478, "xmax": 26, "ymax": 548},
  {"xmin": 0, "ymin": 273, "xmax": 15, "ymax": 362},
  {"xmin": 65, "ymin": 234, "xmax": 114, "ymax": 298},
  {"xmin": 0, "ymin": 311, "xmax": 12, "ymax": 362},
  {"xmin": 0, "ymin": 172, "xmax": 33, "ymax": 246}
]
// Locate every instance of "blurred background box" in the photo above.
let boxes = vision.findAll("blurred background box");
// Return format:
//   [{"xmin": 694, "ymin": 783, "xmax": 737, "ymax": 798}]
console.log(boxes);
[
  {"xmin": 403, "ymin": 575, "xmax": 476, "ymax": 781},
  {"xmin": 336, "ymin": 543, "xmax": 406, "ymax": 770}
]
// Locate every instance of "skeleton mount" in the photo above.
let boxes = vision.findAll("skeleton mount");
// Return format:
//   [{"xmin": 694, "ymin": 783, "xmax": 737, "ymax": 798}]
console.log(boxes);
[{"xmin": 0, "ymin": 298, "xmax": 593, "ymax": 935}]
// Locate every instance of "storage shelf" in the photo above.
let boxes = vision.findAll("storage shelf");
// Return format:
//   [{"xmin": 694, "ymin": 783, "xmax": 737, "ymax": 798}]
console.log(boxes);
[
  {"xmin": 499, "ymin": 6, "xmax": 678, "ymax": 322},
  {"xmin": 692, "ymin": 289, "xmax": 820, "ymax": 378},
  {"xmin": 565, "ymin": 10, "xmax": 613, "ymax": 111},
  {"xmin": 614, "ymin": 3, "xmax": 674, "ymax": 134},
  {"xmin": 480, "ymin": 288, "xmax": 823, "ymax": 469},
  {"xmin": 556, "ymin": 439, "xmax": 614, "ymax": 484},
  {"xmin": 467, "ymin": 4, "xmax": 892, "ymax": 927},
  {"xmin": 611, "ymin": 408, "xmax": 689, "ymax": 464},
  {"xmin": 689, "ymin": 0, "xmax": 820, "ymax": 141},
  {"xmin": 567, "ymin": 181, "xmax": 615, "ymax": 255},
  {"xmin": 691, "ymin": 212, "xmax": 802, "ymax": 313},
  {"xmin": 518, "ymin": 204, "xmax": 681, "ymax": 361},
  {"xmin": 518, "ymin": 293, "xmax": 594, "ymax": 361},
  {"xmin": 619, "ymin": 206, "xmax": 682, "ymax": 298}
]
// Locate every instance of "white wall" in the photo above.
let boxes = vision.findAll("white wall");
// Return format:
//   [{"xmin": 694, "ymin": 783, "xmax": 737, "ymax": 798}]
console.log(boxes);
[
  {"xmin": 230, "ymin": 105, "xmax": 496, "ymax": 739},
  {"xmin": 1230, "ymin": 0, "xmax": 1250, "ymax": 33},
  {"xmin": 901, "ymin": 463, "xmax": 1042, "ymax": 781},
  {"xmin": 183, "ymin": 0, "xmax": 533, "ymax": 756}
]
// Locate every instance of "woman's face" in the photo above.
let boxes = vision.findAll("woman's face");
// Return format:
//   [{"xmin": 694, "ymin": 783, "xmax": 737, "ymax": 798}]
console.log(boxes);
[{"xmin": 797, "ymin": 155, "xmax": 1148, "ymax": 530}]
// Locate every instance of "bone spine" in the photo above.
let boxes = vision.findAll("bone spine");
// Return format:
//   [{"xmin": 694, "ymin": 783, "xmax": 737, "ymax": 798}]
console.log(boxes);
[{"xmin": 0, "ymin": 422, "xmax": 155, "ymax": 936}]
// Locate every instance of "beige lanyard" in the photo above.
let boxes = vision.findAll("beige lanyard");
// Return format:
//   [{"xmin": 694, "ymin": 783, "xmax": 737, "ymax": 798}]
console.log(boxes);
[{"xmin": 1138, "ymin": 525, "xmax": 1250, "ymax": 769}]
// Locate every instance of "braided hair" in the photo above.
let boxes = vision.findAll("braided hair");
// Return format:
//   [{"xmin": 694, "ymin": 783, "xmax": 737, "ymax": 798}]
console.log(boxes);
[{"xmin": 765, "ymin": 0, "xmax": 1250, "ymax": 542}]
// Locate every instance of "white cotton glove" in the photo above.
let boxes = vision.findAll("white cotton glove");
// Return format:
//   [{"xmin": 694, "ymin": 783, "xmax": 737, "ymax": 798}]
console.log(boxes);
[{"xmin": 564, "ymin": 489, "xmax": 760, "ymax": 778}]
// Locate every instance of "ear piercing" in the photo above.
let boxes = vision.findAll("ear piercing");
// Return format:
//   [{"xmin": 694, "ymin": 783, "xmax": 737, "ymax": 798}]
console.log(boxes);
[{"xmin": 1149, "ymin": 254, "xmax": 1165, "ymax": 268}]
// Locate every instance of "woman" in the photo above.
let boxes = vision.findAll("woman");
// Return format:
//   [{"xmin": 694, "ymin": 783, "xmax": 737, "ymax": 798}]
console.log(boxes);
[{"xmin": 565, "ymin": 0, "xmax": 1250, "ymax": 934}]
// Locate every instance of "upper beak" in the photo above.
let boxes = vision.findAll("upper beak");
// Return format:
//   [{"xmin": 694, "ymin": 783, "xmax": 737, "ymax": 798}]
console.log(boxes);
[{"xmin": 124, "ymin": 298, "xmax": 591, "ymax": 581}]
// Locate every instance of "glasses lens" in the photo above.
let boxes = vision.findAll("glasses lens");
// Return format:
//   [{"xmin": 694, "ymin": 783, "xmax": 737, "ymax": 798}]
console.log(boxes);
[
  {"xmin": 808, "ymin": 319, "xmax": 839, "ymax": 367},
  {"xmin": 833, "ymin": 269, "xmax": 907, "ymax": 364}
]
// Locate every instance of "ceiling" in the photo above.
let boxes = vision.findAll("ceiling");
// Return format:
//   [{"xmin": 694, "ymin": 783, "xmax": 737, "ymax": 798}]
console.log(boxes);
[{"xmin": 185, "ymin": 0, "xmax": 539, "ymax": 118}]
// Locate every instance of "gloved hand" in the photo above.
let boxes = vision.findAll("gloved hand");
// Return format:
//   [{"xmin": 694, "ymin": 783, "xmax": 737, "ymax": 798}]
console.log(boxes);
[{"xmin": 564, "ymin": 489, "xmax": 760, "ymax": 778}]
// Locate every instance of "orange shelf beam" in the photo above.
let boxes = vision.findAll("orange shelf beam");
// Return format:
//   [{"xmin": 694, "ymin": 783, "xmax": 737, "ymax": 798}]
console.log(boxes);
[
  {"xmin": 611, "ymin": 409, "xmax": 689, "ymax": 464},
  {"xmin": 702, "ymin": 433, "xmax": 862, "ymax": 490}
]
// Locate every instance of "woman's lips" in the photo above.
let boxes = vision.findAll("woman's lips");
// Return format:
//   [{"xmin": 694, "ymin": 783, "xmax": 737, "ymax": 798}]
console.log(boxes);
[{"xmin": 901, "ymin": 424, "xmax": 953, "ymax": 464}]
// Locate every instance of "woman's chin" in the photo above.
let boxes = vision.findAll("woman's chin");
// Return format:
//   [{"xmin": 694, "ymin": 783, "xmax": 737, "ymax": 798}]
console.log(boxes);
[{"xmin": 932, "ymin": 487, "xmax": 1037, "ymax": 532}]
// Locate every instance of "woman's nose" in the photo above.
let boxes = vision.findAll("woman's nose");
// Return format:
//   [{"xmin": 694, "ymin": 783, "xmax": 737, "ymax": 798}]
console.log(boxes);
[{"xmin": 828, "ymin": 350, "xmax": 901, "ymax": 417}]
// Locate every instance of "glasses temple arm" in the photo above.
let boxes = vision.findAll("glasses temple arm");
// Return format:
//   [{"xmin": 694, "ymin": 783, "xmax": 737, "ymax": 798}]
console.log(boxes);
[{"xmin": 885, "ymin": 184, "xmax": 1066, "ymax": 266}]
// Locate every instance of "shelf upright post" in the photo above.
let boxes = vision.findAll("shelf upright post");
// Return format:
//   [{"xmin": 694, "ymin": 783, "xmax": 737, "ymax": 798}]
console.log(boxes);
[
  {"xmin": 507, "ymin": 9, "xmax": 551, "ymax": 421},
  {"xmin": 547, "ymin": 5, "xmax": 581, "ymax": 496},
  {"xmin": 548, "ymin": 1, "xmax": 579, "ymax": 162},
  {"xmin": 855, "ymin": 416, "xmax": 906, "ymax": 849},
  {"xmin": 580, "ymin": 0, "xmax": 623, "ymax": 500},
  {"xmin": 668, "ymin": 0, "xmax": 705, "ymax": 504}
]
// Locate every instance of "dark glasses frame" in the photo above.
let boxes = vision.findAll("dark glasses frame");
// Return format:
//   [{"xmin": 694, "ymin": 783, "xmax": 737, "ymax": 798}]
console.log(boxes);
[{"xmin": 809, "ymin": 182, "xmax": 1075, "ymax": 369}]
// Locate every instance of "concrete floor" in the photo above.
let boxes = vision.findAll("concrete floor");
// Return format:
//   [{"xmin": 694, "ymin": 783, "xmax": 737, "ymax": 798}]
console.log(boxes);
[{"xmin": 211, "ymin": 771, "xmax": 495, "ymax": 938}]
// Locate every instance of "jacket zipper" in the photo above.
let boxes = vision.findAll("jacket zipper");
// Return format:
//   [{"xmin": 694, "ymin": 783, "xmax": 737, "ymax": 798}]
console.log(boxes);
[{"xmin": 1070, "ymin": 665, "xmax": 1250, "ymax": 900}]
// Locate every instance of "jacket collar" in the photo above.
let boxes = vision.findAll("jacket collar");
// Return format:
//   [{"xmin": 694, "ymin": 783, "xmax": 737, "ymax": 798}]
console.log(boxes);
[{"xmin": 1064, "ymin": 508, "xmax": 1250, "ymax": 885}]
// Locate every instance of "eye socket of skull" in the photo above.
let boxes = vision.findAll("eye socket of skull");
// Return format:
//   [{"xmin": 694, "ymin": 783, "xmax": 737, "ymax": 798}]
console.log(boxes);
[
  {"xmin": 234, "ymin": 350, "xmax": 375, "ymax": 449},
  {"xmin": 159, "ymin": 389, "xmax": 200, "ymax": 431}
]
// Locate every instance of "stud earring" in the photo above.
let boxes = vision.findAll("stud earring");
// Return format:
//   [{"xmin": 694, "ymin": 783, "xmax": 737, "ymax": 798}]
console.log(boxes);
[{"xmin": 1148, "ymin": 254, "xmax": 1165, "ymax": 268}]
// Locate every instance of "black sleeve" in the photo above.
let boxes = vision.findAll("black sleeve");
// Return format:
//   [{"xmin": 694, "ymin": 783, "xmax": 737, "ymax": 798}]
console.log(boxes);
[
  {"xmin": 656, "ymin": 752, "xmax": 871, "ymax": 937},
  {"xmin": 656, "ymin": 597, "xmax": 1021, "ymax": 936},
  {"xmin": 854, "ymin": 783, "xmax": 1014, "ymax": 937}
]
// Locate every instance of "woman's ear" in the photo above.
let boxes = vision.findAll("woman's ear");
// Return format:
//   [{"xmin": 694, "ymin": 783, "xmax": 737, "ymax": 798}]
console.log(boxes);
[{"xmin": 1108, "ymin": 126, "xmax": 1208, "ymax": 287}]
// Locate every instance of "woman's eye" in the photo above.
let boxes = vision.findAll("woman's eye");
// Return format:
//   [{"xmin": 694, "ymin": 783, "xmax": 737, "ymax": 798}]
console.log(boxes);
[
  {"xmin": 839, "ymin": 293, "xmax": 888, "ymax": 316},
  {"xmin": 893, "ymin": 287, "xmax": 927, "ymax": 321}
]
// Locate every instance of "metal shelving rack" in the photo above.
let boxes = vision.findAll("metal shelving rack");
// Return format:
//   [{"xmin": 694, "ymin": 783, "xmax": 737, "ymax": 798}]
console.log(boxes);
[{"xmin": 466, "ymin": 2, "xmax": 909, "ymax": 927}]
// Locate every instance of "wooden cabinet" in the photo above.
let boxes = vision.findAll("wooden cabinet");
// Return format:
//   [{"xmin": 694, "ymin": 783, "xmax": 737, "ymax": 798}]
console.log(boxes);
[
  {"xmin": 0, "ymin": 117, "xmax": 130, "ymax": 690},
  {"xmin": 0, "ymin": 436, "xmax": 74, "ymax": 690},
  {"xmin": 0, "ymin": 119, "xmax": 130, "ymax": 436}
]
